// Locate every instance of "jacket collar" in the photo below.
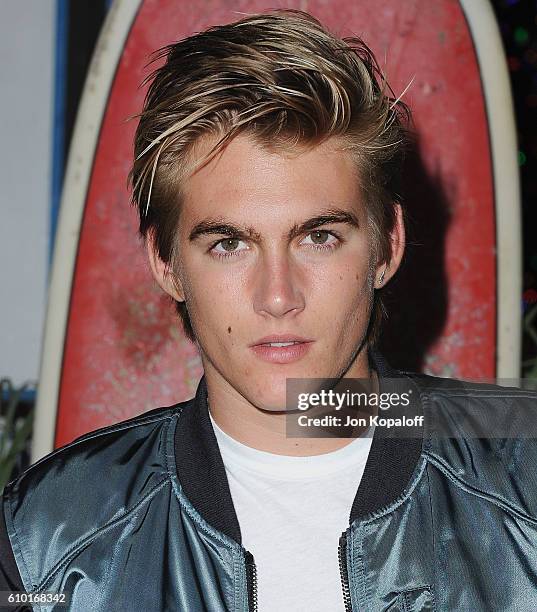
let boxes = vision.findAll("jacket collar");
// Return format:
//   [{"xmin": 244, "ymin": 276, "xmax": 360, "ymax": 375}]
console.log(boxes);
[
  {"xmin": 174, "ymin": 349, "xmax": 424, "ymax": 545},
  {"xmin": 349, "ymin": 350, "xmax": 424, "ymax": 520}
]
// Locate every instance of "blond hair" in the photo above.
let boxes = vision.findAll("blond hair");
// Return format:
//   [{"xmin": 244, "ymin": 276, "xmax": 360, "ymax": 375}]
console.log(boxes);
[{"xmin": 128, "ymin": 9, "xmax": 411, "ymax": 344}]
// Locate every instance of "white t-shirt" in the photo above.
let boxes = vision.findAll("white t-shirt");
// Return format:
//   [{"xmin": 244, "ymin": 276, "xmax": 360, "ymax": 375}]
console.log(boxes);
[{"xmin": 209, "ymin": 411, "xmax": 374, "ymax": 611}]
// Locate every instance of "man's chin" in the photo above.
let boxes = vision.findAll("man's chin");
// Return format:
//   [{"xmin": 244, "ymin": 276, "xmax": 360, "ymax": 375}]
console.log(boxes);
[{"xmin": 250, "ymin": 383, "xmax": 290, "ymax": 409}]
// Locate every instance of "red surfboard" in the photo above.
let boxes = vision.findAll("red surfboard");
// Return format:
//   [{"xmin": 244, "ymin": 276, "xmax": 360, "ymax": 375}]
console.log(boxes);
[{"xmin": 33, "ymin": 0, "xmax": 521, "ymax": 460}]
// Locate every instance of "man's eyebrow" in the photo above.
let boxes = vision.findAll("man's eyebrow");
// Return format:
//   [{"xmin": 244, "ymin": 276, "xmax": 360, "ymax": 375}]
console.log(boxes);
[{"xmin": 188, "ymin": 207, "xmax": 360, "ymax": 242}]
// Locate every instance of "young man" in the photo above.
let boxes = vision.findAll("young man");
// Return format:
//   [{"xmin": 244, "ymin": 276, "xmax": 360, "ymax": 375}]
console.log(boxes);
[{"xmin": 2, "ymin": 9, "xmax": 537, "ymax": 611}]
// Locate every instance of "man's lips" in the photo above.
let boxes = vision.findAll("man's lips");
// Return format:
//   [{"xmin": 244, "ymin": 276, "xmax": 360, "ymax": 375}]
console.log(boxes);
[
  {"xmin": 250, "ymin": 334, "xmax": 313, "ymax": 347},
  {"xmin": 249, "ymin": 340, "xmax": 314, "ymax": 364}
]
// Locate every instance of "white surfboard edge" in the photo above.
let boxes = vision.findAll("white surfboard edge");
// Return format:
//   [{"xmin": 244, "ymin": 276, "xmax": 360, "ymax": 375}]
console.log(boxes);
[
  {"xmin": 459, "ymin": 0, "xmax": 522, "ymax": 380},
  {"xmin": 32, "ymin": 0, "xmax": 143, "ymax": 463}
]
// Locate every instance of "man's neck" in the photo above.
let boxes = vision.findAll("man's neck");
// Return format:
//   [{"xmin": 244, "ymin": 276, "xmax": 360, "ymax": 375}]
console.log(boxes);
[{"xmin": 203, "ymin": 353, "xmax": 377, "ymax": 457}]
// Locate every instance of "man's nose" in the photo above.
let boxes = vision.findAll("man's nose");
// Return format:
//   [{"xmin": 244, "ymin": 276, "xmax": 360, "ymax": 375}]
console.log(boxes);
[{"xmin": 252, "ymin": 251, "xmax": 306, "ymax": 318}]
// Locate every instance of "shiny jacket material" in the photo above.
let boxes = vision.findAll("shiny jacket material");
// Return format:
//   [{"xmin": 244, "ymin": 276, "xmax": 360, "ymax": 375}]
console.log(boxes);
[{"xmin": 2, "ymin": 353, "xmax": 537, "ymax": 611}]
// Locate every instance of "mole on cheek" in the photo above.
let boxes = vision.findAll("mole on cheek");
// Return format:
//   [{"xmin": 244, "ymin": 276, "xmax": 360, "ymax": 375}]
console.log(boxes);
[{"xmin": 227, "ymin": 326, "xmax": 232, "ymax": 334}]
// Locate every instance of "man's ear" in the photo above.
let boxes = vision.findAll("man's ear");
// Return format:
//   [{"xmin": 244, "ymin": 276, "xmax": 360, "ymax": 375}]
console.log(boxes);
[
  {"xmin": 374, "ymin": 203, "xmax": 405, "ymax": 289},
  {"xmin": 145, "ymin": 233, "xmax": 185, "ymax": 302}
]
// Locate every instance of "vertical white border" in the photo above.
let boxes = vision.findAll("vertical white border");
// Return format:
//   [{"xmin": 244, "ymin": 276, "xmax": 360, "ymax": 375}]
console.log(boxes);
[
  {"xmin": 459, "ymin": 0, "xmax": 522, "ymax": 378},
  {"xmin": 32, "ymin": 0, "xmax": 142, "ymax": 463}
]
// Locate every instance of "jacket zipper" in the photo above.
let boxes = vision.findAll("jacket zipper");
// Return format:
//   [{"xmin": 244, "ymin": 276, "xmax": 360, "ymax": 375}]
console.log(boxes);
[
  {"xmin": 244, "ymin": 550, "xmax": 258, "ymax": 611},
  {"xmin": 246, "ymin": 538, "xmax": 350, "ymax": 611},
  {"xmin": 338, "ymin": 532, "xmax": 352, "ymax": 611}
]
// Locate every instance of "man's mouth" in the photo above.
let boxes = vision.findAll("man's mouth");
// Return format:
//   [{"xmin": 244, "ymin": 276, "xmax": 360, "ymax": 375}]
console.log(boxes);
[
  {"xmin": 249, "ymin": 338, "xmax": 314, "ymax": 364},
  {"xmin": 259, "ymin": 341, "xmax": 303, "ymax": 347},
  {"xmin": 251, "ymin": 334, "xmax": 312, "ymax": 347}
]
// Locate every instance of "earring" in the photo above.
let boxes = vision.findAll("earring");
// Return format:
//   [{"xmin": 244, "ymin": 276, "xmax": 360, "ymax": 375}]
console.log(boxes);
[{"xmin": 378, "ymin": 267, "xmax": 386, "ymax": 286}]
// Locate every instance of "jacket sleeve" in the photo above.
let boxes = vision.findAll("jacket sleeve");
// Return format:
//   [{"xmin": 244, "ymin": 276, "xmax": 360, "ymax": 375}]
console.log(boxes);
[
  {"xmin": 0, "ymin": 505, "xmax": 23, "ymax": 592},
  {"xmin": 0, "ymin": 503, "xmax": 32, "ymax": 612}
]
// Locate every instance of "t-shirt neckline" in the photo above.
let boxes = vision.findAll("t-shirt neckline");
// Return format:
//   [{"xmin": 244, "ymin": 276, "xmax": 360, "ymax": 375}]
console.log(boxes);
[{"xmin": 209, "ymin": 410, "xmax": 374, "ymax": 480}]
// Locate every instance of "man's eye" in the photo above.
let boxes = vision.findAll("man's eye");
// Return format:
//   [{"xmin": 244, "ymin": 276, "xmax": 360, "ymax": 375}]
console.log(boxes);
[
  {"xmin": 301, "ymin": 230, "xmax": 341, "ymax": 250},
  {"xmin": 210, "ymin": 238, "xmax": 248, "ymax": 259}
]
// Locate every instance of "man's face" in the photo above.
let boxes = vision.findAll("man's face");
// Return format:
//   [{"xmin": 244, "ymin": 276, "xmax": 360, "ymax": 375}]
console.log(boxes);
[{"xmin": 163, "ymin": 133, "xmax": 379, "ymax": 410}]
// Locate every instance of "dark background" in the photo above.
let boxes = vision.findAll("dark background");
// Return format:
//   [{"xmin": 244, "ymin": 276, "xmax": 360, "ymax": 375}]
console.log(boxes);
[{"xmin": 495, "ymin": 0, "xmax": 537, "ymax": 372}]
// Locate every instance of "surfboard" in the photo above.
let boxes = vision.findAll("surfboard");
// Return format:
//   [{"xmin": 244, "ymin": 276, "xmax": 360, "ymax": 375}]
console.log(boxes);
[{"xmin": 32, "ymin": 0, "xmax": 520, "ymax": 461}]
